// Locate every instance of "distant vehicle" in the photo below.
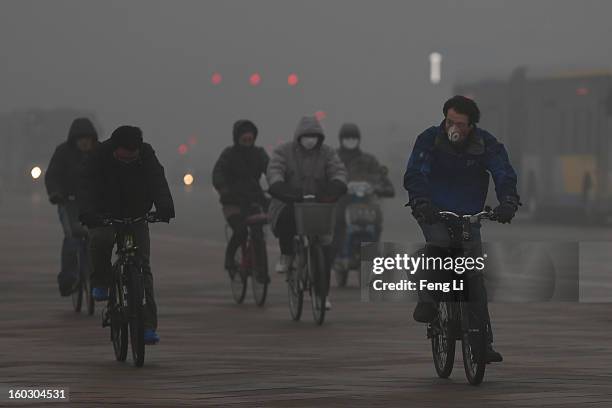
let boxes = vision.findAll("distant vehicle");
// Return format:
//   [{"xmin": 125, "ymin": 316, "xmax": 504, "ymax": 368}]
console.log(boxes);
[
  {"xmin": 455, "ymin": 68, "xmax": 612, "ymax": 220},
  {"xmin": 0, "ymin": 109, "xmax": 100, "ymax": 194}
]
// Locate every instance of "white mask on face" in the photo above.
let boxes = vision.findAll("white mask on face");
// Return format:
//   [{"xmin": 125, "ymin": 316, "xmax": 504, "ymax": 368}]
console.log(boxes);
[
  {"xmin": 341, "ymin": 138, "xmax": 359, "ymax": 150},
  {"xmin": 300, "ymin": 136, "xmax": 319, "ymax": 150},
  {"xmin": 447, "ymin": 125, "xmax": 462, "ymax": 144}
]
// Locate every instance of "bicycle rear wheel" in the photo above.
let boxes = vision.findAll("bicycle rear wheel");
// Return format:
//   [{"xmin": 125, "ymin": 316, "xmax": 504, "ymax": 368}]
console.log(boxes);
[
  {"xmin": 460, "ymin": 302, "xmax": 487, "ymax": 385},
  {"xmin": 250, "ymin": 234, "xmax": 268, "ymax": 307},
  {"xmin": 430, "ymin": 301, "xmax": 456, "ymax": 378},
  {"xmin": 230, "ymin": 249, "xmax": 247, "ymax": 304},
  {"xmin": 110, "ymin": 274, "xmax": 128, "ymax": 362},
  {"xmin": 309, "ymin": 244, "xmax": 328, "ymax": 325},
  {"xmin": 127, "ymin": 266, "xmax": 145, "ymax": 367}
]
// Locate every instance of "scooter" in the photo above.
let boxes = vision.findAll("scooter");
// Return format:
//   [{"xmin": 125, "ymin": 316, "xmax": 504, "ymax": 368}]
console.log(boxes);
[{"xmin": 334, "ymin": 181, "xmax": 381, "ymax": 287}]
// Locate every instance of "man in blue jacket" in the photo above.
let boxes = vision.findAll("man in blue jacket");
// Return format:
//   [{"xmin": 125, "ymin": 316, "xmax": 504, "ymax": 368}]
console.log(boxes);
[{"xmin": 404, "ymin": 95, "xmax": 520, "ymax": 363}]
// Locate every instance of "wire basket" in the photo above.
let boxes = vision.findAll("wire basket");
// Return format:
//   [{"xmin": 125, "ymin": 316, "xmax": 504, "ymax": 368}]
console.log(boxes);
[{"xmin": 294, "ymin": 202, "xmax": 336, "ymax": 236}]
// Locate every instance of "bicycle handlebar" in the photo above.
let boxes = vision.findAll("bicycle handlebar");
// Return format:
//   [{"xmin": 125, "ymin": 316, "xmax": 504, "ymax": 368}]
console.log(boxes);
[
  {"xmin": 438, "ymin": 206, "xmax": 497, "ymax": 223},
  {"xmin": 101, "ymin": 212, "xmax": 163, "ymax": 226}
]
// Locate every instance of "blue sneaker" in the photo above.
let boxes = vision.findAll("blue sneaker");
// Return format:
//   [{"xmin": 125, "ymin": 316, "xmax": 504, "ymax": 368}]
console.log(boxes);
[
  {"xmin": 144, "ymin": 329, "xmax": 160, "ymax": 345},
  {"xmin": 92, "ymin": 287, "xmax": 110, "ymax": 301}
]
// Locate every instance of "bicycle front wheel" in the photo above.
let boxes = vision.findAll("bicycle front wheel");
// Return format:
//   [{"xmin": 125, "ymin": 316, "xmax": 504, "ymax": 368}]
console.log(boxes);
[
  {"xmin": 287, "ymin": 255, "xmax": 304, "ymax": 321},
  {"xmin": 430, "ymin": 301, "xmax": 456, "ymax": 378},
  {"xmin": 110, "ymin": 274, "xmax": 128, "ymax": 362},
  {"xmin": 250, "ymin": 234, "xmax": 269, "ymax": 307},
  {"xmin": 460, "ymin": 302, "xmax": 487, "ymax": 385},
  {"xmin": 309, "ymin": 244, "xmax": 328, "ymax": 325},
  {"xmin": 230, "ymin": 249, "xmax": 247, "ymax": 304},
  {"xmin": 127, "ymin": 266, "xmax": 145, "ymax": 367}
]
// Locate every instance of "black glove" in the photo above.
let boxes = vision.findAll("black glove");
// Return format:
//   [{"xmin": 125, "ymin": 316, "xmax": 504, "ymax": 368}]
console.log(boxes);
[
  {"xmin": 493, "ymin": 197, "xmax": 519, "ymax": 224},
  {"xmin": 268, "ymin": 182, "xmax": 303, "ymax": 203},
  {"xmin": 48, "ymin": 192, "xmax": 65, "ymax": 205},
  {"xmin": 155, "ymin": 209, "xmax": 173, "ymax": 223},
  {"xmin": 411, "ymin": 199, "xmax": 440, "ymax": 225},
  {"xmin": 80, "ymin": 212, "xmax": 103, "ymax": 228},
  {"xmin": 316, "ymin": 180, "xmax": 347, "ymax": 203}
]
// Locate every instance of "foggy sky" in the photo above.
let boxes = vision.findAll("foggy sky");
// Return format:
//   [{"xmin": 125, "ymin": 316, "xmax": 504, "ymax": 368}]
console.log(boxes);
[{"xmin": 1, "ymin": 0, "xmax": 611, "ymax": 164}]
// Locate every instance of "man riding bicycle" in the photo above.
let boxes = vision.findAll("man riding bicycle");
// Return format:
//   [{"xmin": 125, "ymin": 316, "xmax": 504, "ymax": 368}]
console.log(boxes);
[
  {"xmin": 45, "ymin": 118, "xmax": 99, "ymax": 296},
  {"xmin": 79, "ymin": 125, "xmax": 175, "ymax": 345},
  {"xmin": 404, "ymin": 95, "xmax": 520, "ymax": 363},
  {"xmin": 212, "ymin": 120, "xmax": 270, "ymax": 281},
  {"xmin": 267, "ymin": 115, "xmax": 347, "ymax": 309}
]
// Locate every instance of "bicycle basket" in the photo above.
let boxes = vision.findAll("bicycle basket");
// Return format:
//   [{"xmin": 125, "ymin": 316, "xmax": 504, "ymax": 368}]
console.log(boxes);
[{"xmin": 294, "ymin": 202, "xmax": 336, "ymax": 236}]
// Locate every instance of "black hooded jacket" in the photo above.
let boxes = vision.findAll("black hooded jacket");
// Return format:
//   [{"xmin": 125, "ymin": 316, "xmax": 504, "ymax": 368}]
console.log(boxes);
[
  {"xmin": 78, "ymin": 138, "xmax": 175, "ymax": 219},
  {"xmin": 45, "ymin": 118, "xmax": 99, "ymax": 200},
  {"xmin": 212, "ymin": 120, "xmax": 269, "ymax": 206}
]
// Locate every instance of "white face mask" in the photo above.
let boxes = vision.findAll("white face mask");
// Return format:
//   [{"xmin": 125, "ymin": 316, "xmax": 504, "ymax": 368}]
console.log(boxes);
[
  {"xmin": 341, "ymin": 138, "xmax": 359, "ymax": 150},
  {"xmin": 447, "ymin": 125, "xmax": 462, "ymax": 144},
  {"xmin": 300, "ymin": 136, "xmax": 319, "ymax": 150}
]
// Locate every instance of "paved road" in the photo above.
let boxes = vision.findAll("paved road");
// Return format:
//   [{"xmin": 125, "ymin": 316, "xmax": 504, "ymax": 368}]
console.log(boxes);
[{"xmin": 1, "ymin": 195, "xmax": 612, "ymax": 407}]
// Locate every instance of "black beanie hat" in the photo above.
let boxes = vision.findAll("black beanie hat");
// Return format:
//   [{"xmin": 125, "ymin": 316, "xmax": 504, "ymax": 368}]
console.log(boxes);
[{"xmin": 111, "ymin": 125, "xmax": 143, "ymax": 150}]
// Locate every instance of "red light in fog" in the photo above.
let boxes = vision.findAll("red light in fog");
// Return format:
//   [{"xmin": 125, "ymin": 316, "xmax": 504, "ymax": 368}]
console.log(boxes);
[
  {"xmin": 178, "ymin": 144, "xmax": 189, "ymax": 155},
  {"xmin": 249, "ymin": 73, "xmax": 261, "ymax": 86},
  {"xmin": 315, "ymin": 110, "xmax": 327, "ymax": 121},
  {"xmin": 211, "ymin": 73, "xmax": 222, "ymax": 85},
  {"xmin": 576, "ymin": 87, "xmax": 589, "ymax": 96},
  {"xmin": 288, "ymin": 73, "xmax": 299, "ymax": 86}
]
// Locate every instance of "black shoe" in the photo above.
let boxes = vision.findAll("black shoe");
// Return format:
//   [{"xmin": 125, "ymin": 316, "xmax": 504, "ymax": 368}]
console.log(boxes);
[
  {"xmin": 486, "ymin": 345, "xmax": 503, "ymax": 363},
  {"xmin": 413, "ymin": 301, "xmax": 436, "ymax": 323}
]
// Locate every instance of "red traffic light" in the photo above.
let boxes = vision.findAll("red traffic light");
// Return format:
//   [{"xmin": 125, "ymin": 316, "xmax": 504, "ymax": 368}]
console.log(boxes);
[
  {"xmin": 211, "ymin": 73, "xmax": 222, "ymax": 85},
  {"xmin": 249, "ymin": 73, "xmax": 261, "ymax": 86},
  {"xmin": 288, "ymin": 73, "xmax": 299, "ymax": 86}
]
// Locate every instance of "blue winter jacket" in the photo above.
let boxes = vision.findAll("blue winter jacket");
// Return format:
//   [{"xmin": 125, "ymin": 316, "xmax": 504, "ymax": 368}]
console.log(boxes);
[{"xmin": 403, "ymin": 123, "xmax": 519, "ymax": 215}]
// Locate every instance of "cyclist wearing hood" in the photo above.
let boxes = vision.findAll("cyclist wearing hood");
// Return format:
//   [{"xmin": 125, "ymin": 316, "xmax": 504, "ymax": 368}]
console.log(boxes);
[
  {"xmin": 45, "ymin": 117, "xmax": 99, "ymax": 296},
  {"xmin": 267, "ymin": 116, "xmax": 347, "ymax": 306},
  {"xmin": 212, "ymin": 120, "xmax": 270, "ymax": 279}
]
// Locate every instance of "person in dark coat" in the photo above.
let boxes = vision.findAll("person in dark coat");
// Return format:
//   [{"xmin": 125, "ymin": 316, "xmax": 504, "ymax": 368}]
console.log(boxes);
[
  {"xmin": 212, "ymin": 120, "xmax": 269, "ymax": 280},
  {"xmin": 79, "ymin": 125, "xmax": 174, "ymax": 345},
  {"xmin": 45, "ymin": 117, "xmax": 99, "ymax": 296}
]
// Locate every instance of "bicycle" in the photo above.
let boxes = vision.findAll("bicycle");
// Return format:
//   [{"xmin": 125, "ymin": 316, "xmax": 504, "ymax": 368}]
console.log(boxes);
[
  {"xmin": 287, "ymin": 196, "xmax": 335, "ymax": 325},
  {"xmin": 426, "ymin": 207, "xmax": 495, "ymax": 386},
  {"xmin": 101, "ymin": 213, "xmax": 161, "ymax": 367},
  {"xmin": 226, "ymin": 203, "xmax": 270, "ymax": 306}
]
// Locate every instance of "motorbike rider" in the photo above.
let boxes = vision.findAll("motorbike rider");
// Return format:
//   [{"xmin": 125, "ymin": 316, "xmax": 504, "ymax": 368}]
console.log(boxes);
[
  {"xmin": 45, "ymin": 118, "xmax": 99, "ymax": 296},
  {"xmin": 404, "ymin": 95, "xmax": 520, "ymax": 363},
  {"xmin": 212, "ymin": 120, "xmax": 270, "ymax": 281},
  {"xmin": 333, "ymin": 123, "xmax": 395, "ymax": 273}
]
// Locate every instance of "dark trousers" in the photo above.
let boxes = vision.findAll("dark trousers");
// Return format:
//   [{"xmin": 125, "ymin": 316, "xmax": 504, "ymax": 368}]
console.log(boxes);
[
  {"xmin": 418, "ymin": 222, "xmax": 493, "ymax": 343},
  {"xmin": 225, "ymin": 213, "xmax": 248, "ymax": 268},
  {"xmin": 57, "ymin": 201, "xmax": 88, "ymax": 293},
  {"xmin": 89, "ymin": 223, "xmax": 158, "ymax": 330}
]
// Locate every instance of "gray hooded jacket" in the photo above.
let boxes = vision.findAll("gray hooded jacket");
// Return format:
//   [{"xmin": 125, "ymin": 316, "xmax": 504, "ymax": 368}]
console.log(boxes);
[{"xmin": 266, "ymin": 116, "xmax": 347, "ymax": 231}]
